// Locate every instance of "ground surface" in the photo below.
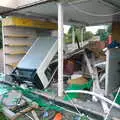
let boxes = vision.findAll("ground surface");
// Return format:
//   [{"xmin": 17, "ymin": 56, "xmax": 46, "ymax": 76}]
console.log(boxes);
[
  {"xmin": 0, "ymin": 49, "xmax": 3, "ymax": 73},
  {"xmin": 0, "ymin": 113, "xmax": 8, "ymax": 120}
]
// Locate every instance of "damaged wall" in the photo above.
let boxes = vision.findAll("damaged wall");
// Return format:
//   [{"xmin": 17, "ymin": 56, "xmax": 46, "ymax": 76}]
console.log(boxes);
[{"xmin": 112, "ymin": 15, "xmax": 120, "ymax": 41}]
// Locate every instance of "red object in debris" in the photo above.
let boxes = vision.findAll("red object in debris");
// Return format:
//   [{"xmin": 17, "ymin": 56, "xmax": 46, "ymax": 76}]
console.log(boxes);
[
  {"xmin": 108, "ymin": 35, "xmax": 112, "ymax": 44},
  {"xmin": 53, "ymin": 113, "xmax": 63, "ymax": 120},
  {"xmin": 64, "ymin": 60, "xmax": 75, "ymax": 75},
  {"xmin": 95, "ymin": 41, "xmax": 105, "ymax": 49}
]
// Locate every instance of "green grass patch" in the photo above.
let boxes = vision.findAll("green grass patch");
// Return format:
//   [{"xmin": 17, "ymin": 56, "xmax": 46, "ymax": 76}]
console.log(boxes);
[{"xmin": 0, "ymin": 113, "xmax": 9, "ymax": 120}]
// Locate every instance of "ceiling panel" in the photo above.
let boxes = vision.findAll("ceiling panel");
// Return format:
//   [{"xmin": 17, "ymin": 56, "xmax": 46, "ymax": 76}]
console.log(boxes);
[
  {"xmin": 0, "ymin": 6, "xmax": 12, "ymax": 14},
  {"xmin": 103, "ymin": 0, "xmax": 120, "ymax": 8},
  {"xmin": 4, "ymin": 0, "xmax": 120, "ymax": 26}
]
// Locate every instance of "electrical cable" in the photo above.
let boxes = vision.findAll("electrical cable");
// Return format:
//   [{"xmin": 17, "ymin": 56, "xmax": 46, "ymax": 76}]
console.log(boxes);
[
  {"xmin": 64, "ymin": 92, "xmax": 81, "ymax": 115},
  {"xmin": 25, "ymin": 113, "xmax": 34, "ymax": 120},
  {"xmin": 68, "ymin": 2, "xmax": 120, "ymax": 17},
  {"xmin": 55, "ymin": 104, "xmax": 81, "ymax": 116}
]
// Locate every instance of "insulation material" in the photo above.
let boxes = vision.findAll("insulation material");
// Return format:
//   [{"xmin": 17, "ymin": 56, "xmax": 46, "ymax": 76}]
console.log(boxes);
[{"xmin": 67, "ymin": 77, "xmax": 88, "ymax": 85}]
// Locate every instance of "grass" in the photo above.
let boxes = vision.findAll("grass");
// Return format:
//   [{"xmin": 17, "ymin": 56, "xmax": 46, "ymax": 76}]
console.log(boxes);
[{"xmin": 0, "ymin": 113, "xmax": 8, "ymax": 120}]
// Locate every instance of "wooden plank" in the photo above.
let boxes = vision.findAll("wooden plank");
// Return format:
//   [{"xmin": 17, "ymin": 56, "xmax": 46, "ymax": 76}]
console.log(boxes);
[{"xmin": 11, "ymin": 104, "xmax": 39, "ymax": 120}]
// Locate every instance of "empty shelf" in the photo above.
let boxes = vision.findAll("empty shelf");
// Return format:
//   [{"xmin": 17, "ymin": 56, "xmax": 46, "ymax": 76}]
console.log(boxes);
[
  {"xmin": 6, "ymin": 62, "xmax": 18, "ymax": 68},
  {"xmin": 5, "ymin": 51, "xmax": 26, "ymax": 55},
  {"xmin": 5, "ymin": 43, "xmax": 32, "ymax": 47},
  {"xmin": 4, "ymin": 34, "xmax": 31, "ymax": 38}
]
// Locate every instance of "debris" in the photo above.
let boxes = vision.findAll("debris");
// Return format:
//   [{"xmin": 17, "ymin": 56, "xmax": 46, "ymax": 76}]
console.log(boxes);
[
  {"xmin": 73, "ymin": 116, "xmax": 81, "ymax": 120},
  {"xmin": 43, "ymin": 111, "xmax": 49, "ymax": 118},
  {"xmin": 64, "ymin": 79, "xmax": 93, "ymax": 100},
  {"xmin": 64, "ymin": 60, "xmax": 75, "ymax": 75},
  {"xmin": 53, "ymin": 113, "xmax": 63, "ymax": 120},
  {"xmin": 11, "ymin": 104, "xmax": 39, "ymax": 120},
  {"xmin": 85, "ymin": 41, "xmax": 106, "ymax": 60},
  {"xmin": 107, "ymin": 41, "xmax": 120, "ymax": 48},
  {"xmin": 113, "ymin": 92, "xmax": 120, "ymax": 105},
  {"xmin": 31, "ymin": 110, "xmax": 39, "ymax": 120},
  {"xmin": 67, "ymin": 77, "xmax": 88, "ymax": 85}
]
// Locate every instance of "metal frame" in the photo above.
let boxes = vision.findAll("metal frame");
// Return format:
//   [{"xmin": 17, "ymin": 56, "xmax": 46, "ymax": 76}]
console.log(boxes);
[
  {"xmin": 1, "ymin": 19, "xmax": 6, "ymax": 74},
  {"xmin": 58, "ymin": 2, "xmax": 64, "ymax": 97}
]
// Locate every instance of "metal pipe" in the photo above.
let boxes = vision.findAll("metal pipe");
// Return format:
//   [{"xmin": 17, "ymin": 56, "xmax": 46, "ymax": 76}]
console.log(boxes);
[
  {"xmin": 1, "ymin": 20, "xmax": 5, "ymax": 74},
  {"xmin": 58, "ymin": 2, "xmax": 64, "ymax": 97},
  {"xmin": 65, "ymin": 90, "xmax": 120, "ymax": 109},
  {"xmin": 81, "ymin": 27, "xmax": 84, "ymax": 47},
  {"xmin": 72, "ymin": 26, "xmax": 75, "ymax": 49}
]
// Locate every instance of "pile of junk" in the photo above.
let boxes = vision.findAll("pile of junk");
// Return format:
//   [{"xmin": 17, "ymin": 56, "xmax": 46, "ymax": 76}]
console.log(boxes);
[{"xmin": 0, "ymin": 36, "xmax": 120, "ymax": 120}]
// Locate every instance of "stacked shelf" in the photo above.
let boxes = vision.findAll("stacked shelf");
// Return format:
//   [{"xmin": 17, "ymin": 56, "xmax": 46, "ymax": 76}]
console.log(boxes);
[
  {"xmin": 4, "ymin": 34, "xmax": 32, "ymax": 38},
  {"xmin": 3, "ymin": 16, "xmax": 57, "ymax": 74},
  {"xmin": 5, "ymin": 43, "xmax": 32, "ymax": 47},
  {"xmin": 5, "ymin": 62, "xmax": 18, "ymax": 68},
  {"xmin": 5, "ymin": 51, "xmax": 26, "ymax": 55},
  {"xmin": 3, "ymin": 28, "xmax": 37, "ymax": 73}
]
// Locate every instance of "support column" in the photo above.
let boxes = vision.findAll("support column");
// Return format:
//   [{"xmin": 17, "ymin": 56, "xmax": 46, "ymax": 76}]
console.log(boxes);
[
  {"xmin": 81, "ymin": 27, "xmax": 84, "ymax": 47},
  {"xmin": 72, "ymin": 26, "xmax": 75, "ymax": 49},
  {"xmin": 1, "ymin": 19, "xmax": 5, "ymax": 74},
  {"xmin": 58, "ymin": 3, "xmax": 64, "ymax": 97}
]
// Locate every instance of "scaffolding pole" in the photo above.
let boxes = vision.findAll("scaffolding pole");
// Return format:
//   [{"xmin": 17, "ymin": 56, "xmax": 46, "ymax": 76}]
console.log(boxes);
[
  {"xmin": 81, "ymin": 27, "xmax": 84, "ymax": 47},
  {"xmin": 72, "ymin": 26, "xmax": 75, "ymax": 49},
  {"xmin": 58, "ymin": 2, "xmax": 64, "ymax": 97},
  {"xmin": 1, "ymin": 19, "xmax": 5, "ymax": 74}
]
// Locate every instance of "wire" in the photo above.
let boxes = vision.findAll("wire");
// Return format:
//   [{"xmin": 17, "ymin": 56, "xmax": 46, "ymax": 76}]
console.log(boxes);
[
  {"xmin": 25, "ymin": 113, "xmax": 34, "ymax": 120},
  {"xmin": 104, "ymin": 87, "xmax": 120, "ymax": 120},
  {"xmin": 68, "ymin": 2, "xmax": 120, "ymax": 17},
  {"xmin": 64, "ymin": 92, "xmax": 81, "ymax": 115},
  {"xmin": 55, "ymin": 104, "xmax": 81, "ymax": 116}
]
